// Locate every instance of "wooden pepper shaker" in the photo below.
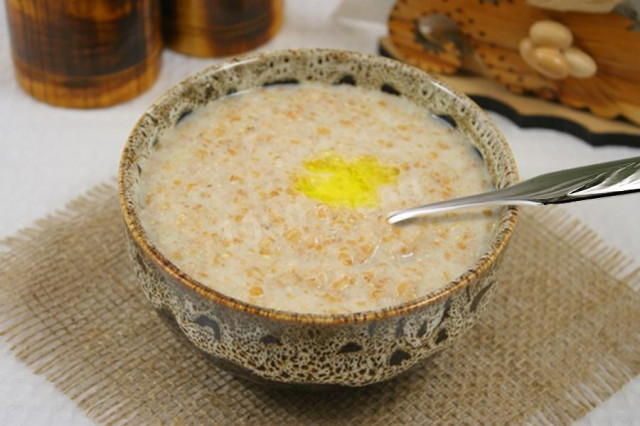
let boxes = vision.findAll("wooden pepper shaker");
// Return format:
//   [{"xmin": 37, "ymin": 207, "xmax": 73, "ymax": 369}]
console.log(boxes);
[
  {"xmin": 162, "ymin": 0, "xmax": 283, "ymax": 57},
  {"xmin": 5, "ymin": 0, "xmax": 162, "ymax": 108}
]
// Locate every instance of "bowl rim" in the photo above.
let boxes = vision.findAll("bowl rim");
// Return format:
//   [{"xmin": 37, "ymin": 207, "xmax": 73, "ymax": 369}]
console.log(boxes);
[{"xmin": 118, "ymin": 48, "xmax": 519, "ymax": 325}]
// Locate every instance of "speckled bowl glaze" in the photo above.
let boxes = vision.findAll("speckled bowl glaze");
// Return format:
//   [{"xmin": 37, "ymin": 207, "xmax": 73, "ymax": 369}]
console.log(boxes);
[{"xmin": 118, "ymin": 48, "xmax": 519, "ymax": 388}]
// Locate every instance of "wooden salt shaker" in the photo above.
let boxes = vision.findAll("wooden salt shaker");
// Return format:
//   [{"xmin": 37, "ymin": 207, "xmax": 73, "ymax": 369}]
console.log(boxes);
[
  {"xmin": 5, "ymin": 0, "xmax": 162, "ymax": 108},
  {"xmin": 162, "ymin": 0, "xmax": 283, "ymax": 57}
]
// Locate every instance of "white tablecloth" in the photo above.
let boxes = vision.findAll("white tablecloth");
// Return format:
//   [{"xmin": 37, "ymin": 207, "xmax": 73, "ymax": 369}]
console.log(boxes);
[{"xmin": 1, "ymin": 1, "xmax": 638, "ymax": 424}]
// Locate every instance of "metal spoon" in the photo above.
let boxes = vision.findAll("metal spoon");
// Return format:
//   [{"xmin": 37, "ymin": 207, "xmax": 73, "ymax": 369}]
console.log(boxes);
[{"xmin": 387, "ymin": 156, "xmax": 640, "ymax": 224}]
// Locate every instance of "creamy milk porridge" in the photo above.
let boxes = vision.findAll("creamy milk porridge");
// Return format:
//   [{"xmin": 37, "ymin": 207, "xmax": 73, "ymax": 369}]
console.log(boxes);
[{"xmin": 139, "ymin": 83, "xmax": 496, "ymax": 314}]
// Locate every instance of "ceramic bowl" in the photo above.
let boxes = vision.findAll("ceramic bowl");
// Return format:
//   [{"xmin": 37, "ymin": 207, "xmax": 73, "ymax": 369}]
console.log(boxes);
[{"xmin": 118, "ymin": 48, "xmax": 519, "ymax": 387}]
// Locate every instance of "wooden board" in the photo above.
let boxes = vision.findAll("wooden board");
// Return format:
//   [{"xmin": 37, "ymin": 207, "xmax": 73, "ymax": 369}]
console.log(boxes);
[{"xmin": 380, "ymin": 36, "xmax": 640, "ymax": 147}]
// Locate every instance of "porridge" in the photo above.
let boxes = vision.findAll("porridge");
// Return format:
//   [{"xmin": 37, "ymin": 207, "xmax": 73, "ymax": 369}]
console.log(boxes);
[{"xmin": 139, "ymin": 82, "xmax": 496, "ymax": 314}]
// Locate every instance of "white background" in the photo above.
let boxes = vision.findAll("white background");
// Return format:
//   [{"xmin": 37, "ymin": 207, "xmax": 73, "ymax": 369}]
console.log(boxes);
[{"xmin": 1, "ymin": 1, "xmax": 639, "ymax": 424}]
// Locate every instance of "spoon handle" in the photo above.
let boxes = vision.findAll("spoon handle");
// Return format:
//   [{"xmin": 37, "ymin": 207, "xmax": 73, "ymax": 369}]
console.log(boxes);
[{"xmin": 388, "ymin": 156, "xmax": 640, "ymax": 224}]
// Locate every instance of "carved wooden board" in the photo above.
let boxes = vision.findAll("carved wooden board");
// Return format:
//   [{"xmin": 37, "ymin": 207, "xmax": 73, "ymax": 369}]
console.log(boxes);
[{"xmin": 380, "ymin": 36, "xmax": 640, "ymax": 147}]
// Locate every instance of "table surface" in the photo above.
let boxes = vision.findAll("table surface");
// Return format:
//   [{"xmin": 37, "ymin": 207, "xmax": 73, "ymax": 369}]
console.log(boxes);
[{"xmin": 1, "ymin": 1, "xmax": 639, "ymax": 424}]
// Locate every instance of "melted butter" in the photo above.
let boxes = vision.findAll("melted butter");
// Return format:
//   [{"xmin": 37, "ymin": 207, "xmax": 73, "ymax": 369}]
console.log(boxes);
[{"xmin": 294, "ymin": 151, "xmax": 399, "ymax": 208}]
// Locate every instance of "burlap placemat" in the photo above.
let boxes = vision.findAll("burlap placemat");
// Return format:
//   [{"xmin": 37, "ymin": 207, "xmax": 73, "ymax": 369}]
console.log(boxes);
[{"xmin": 1, "ymin": 184, "xmax": 639, "ymax": 425}]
